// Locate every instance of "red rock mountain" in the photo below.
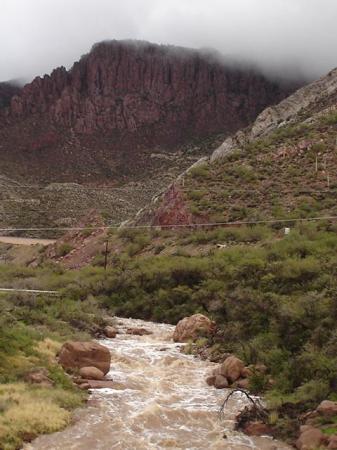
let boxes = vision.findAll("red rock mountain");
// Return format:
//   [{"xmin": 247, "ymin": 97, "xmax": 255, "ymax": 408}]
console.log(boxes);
[{"xmin": 0, "ymin": 40, "xmax": 301, "ymax": 183}]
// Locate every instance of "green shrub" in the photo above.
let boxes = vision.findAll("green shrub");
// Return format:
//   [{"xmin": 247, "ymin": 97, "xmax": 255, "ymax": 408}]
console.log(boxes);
[
  {"xmin": 56, "ymin": 243, "xmax": 73, "ymax": 257},
  {"xmin": 189, "ymin": 163, "xmax": 210, "ymax": 179}
]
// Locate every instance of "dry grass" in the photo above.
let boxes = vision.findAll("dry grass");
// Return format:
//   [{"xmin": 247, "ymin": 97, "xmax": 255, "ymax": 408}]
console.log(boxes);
[
  {"xmin": 0, "ymin": 383, "xmax": 77, "ymax": 449},
  {"xmin": 36, "ymin": 338, "xmax": 62, "ymax": 364}
]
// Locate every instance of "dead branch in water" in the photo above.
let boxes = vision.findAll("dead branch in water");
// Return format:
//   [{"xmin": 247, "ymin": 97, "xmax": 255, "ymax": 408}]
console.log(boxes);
[{"xmin": 219, "ymin": 388, "xmax": 269, "ymax": 422}]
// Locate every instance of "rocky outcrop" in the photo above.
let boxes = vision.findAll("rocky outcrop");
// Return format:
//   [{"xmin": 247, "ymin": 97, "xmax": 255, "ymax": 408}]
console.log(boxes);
[
  {"xmin": 173, "ymin": 314, "xmax": 216, "ymax": 342},
  {"xmin": 0, "ymin": 40, "xmax": 299, "ymax": 183},
  {"xmin": 152, "ymin": 184, "xmax": 193, "ymax": 227},
  {"xmin": 3, "ymin": 41, "xmax": 295, "ymax": 138},
  {"xmin": 58, "ymin": 341, "xmax": 111, "ymax": 375}
]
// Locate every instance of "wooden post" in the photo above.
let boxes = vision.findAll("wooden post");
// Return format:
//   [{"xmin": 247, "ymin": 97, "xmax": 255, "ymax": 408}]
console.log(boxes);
[{"xmin": 104, "ymin": 240, "xmax": 109, "ymax": 271}]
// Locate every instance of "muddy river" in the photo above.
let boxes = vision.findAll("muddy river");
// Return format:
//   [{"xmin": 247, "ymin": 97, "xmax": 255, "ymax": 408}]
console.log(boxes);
[{"xmin": 26, "ymin": 318, "xmax": 290, "ymax": 450}]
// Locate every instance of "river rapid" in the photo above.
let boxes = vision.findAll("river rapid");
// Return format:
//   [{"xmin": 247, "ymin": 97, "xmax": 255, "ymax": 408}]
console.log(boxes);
[{"xmin": 26, "ymin": 318, "xmax": 290, "ymax": 450}]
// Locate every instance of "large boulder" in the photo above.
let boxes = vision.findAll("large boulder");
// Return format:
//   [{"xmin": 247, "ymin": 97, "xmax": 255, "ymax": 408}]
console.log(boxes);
[
  {"xmin": 317, "ymin": 400, "xmax": 337, "ymax": 418},
  {"xmin": 59, "ymin": 341, "xmax": 111, "ymax": 375},
  {"xmin": 295, "ymin": 426, "xmax": 327, "ymax": 450},
  {"xmin": 220, "ymin": 356, "xmax": 245, "ymax": 383},
  {"xmin": 173, "ymin": 314, "xmax": 216, "ymax": 342}
]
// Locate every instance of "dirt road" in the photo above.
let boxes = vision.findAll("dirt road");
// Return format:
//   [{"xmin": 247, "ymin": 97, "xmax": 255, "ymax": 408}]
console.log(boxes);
[{"xmin": 0, "ymin": 236, "xmax": 55, "ymax": 246}]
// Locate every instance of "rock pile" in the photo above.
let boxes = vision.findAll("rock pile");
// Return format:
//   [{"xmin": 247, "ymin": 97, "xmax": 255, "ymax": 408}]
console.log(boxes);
[
  {"xmin": 206, "ymin": 355, "xmax": 255, "ymax": 390},
  {"xmin": 296, "ymin": 400, "xmax": 337, "ymax": 449}
]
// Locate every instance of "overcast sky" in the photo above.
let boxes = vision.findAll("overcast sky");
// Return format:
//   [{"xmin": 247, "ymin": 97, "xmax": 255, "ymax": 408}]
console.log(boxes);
[{"xmin": 1, "ymin": 0, "xmax": 337, "ymax": 83}]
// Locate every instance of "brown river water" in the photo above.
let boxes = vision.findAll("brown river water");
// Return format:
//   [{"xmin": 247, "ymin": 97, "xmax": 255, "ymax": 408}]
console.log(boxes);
[{"xmin": 25, "ymin": 318, "xmax": 290, "ymax": 450}]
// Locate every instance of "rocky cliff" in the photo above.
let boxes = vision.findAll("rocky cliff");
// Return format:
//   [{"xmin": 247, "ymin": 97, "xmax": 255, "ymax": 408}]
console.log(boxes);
[{"xmin": 0, "ymin": 40, "xmax": 300, "ymax": 183}]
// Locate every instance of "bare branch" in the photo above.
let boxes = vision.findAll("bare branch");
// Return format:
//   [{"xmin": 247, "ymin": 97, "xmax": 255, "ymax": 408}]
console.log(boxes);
[{"xmin": 219, "ymin": 388, "xmax": 268, "ymax": 422}]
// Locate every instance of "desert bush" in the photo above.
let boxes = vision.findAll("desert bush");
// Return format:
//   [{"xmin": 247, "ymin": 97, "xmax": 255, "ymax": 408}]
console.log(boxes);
[
  {"xmin": 56, "ymin": 243, "xmax": 73, "ymax": 257},
  {"xmin": 189, "ymin": 163, "xmax": 210, "ymax": 179}
]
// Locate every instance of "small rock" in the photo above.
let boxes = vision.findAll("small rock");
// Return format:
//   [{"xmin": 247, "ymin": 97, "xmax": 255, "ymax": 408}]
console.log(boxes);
[
  {"xmin": 79, "ymin": 366, "xmax": 105, "ymax": 380},
  {"xmin": 79, "ymin": 383, "xmax": 90, "ymax": 390},
  {"xmin": 214, "ymin": 375, "xmax": 229, "ymax": 389},
  {"xmin": 328, "ymin": 435, "xmax": 337, "ymax": 449},
  {"xmin": 104, "ymin": 326, "xmax": 117, "ymax": 338},
  {"xmin": 212, "ymin": 366, "xmax": 222, "ymax": 377},
  {"xmin": 243, "ymin": 421, "xmax": 272, "ymax": 436},
  {"xmin": 84, "ymin": 380, "xmax": 115, "ymax": 389},
  {"xmin": 241, "ymin": 367, "xmax": 253, "ymax": 378},
  {"xmin": 255, "ymin": 364, "xmax": 268, "ymax": 374},
  {"xmin": 24, "ymin": 368, "xmax": 54, "ymax": 388},
  {"xmin": 126, "ymin": 328, "xmax": 153, "ymax": 336},
  {"xmin": 236, "ymin": 378, "xmax": 250, "ymax": 390},
  {"xmin": 206, "ymin": 375, "xmax": 216, "ymax": 386}
]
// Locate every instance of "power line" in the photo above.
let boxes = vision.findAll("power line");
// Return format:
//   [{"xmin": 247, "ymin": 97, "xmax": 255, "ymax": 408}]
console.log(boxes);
[
  {"xmin": 1, "ymin": 185, "xmax": 337, "ymax": 194},
  {"xmin": 0, "ymin": 288, "xmax": 60, "ymax": 295},
  {"xmin": 0, "ymin": 184, "xmax": 158, "ymax": 192},
  {"xmin": 1, "ymin": 214, "xmax": 337, "ymax": 232}
]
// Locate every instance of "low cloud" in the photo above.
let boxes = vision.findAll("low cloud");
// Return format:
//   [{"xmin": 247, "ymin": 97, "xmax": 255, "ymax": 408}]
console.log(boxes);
[{"xmin": 1, "ymin": 0, "xmax": 336, "ymax": 82}]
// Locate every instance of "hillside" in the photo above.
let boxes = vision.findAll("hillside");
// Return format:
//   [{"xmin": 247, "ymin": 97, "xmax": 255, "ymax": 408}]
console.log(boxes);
[
  {"xmin": 0, "ymin": 134, "xmax": 224, "ymax": 236},
  {"xmin": 134, "ymin": 67, "xmax": 337, "ymax": 227}
]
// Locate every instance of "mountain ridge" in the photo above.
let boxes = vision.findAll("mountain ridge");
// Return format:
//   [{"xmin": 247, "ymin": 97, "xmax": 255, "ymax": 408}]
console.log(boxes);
[{"xmin": 0, "ymin": 39, "xmax": 300, "ymax": 184}]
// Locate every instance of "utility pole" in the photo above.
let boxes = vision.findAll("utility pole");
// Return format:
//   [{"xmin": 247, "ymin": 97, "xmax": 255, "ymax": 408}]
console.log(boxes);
[{"xmin": 104, "ymin": 240, "xmax": 109, "ymax": 271}]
